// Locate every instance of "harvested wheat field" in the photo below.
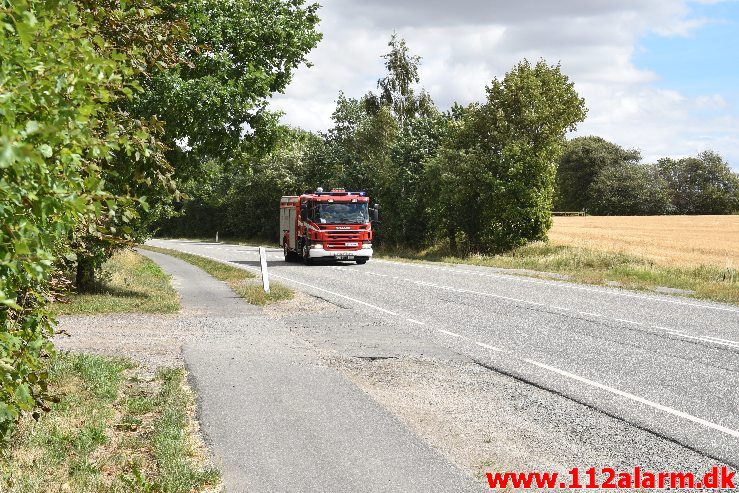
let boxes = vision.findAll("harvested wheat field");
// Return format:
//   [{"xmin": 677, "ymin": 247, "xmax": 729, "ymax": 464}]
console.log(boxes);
[{"xmin": 550, "ymin": 215, "xmax": 739, "ymax": 269}]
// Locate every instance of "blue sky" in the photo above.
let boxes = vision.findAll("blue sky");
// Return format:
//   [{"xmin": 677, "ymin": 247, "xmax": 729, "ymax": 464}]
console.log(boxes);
[
  {"xmin": 271, "ymin": 0, "xmax": 739, "ymax": 171},
  {"xmin": 636, "ymin": 2, "xmax": 738, "ymax": 99}
]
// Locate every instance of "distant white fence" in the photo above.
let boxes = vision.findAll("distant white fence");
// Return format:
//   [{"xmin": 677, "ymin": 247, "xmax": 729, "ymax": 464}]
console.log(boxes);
[{"xmin": 552, "ymin": 211, "xmax": 587, "ymax": 217}]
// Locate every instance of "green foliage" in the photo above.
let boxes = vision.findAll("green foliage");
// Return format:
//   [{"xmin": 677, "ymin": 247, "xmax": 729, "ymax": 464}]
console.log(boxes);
[
  {"xmin": 555, "ymin": 138, "xmax": 739, "ymax": 216},
  {"xmin": 588, "ymin": 164, "xmax": 673, "ymax": 216},
  {"xmin": 364, "ymin": 34, "xmax": 435, "ymax": 128},
  {"xmin": 0, "ymin": 0, "xmax": 179, "ymax": 439},
  {"xmin": 656, "ymin": 151, "xmax": 739, "ymax": 214},
  {"xmin": 1, "ymin": 0, "xmax": 322, "ymax": 444},
  {"xmin": 430, "ymin": 60, "xmax": 587, "ymax": 252},
  {"xmin": 555, "ymin": 136, "xmax": 641, "ymax": 211},
  {"xmin": 136, "ymin": 0, "xmax": 322, "ymax": 173},
  {"xmin": 379, "ymin": 113, "xmax": 450, "ymax": 245},
  {"xmin": 158, "ymin": 41, "xmax": 589, "ymax": 257}
]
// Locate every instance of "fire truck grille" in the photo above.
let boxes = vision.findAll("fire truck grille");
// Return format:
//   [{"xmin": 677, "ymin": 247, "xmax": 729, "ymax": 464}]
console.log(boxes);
[{"xmin": 324, "ymin": 231, "xmax": 362, "ymax": 241}]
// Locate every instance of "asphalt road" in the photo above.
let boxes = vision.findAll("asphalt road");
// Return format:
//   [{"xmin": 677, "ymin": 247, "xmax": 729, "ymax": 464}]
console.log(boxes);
[
  {"xmin": 139, "ymin": 248, "xmax": 485, "ymax": 492},
  {"xmin": 147, "ymin": 239, "xmax": 739, "ymax": 469}
]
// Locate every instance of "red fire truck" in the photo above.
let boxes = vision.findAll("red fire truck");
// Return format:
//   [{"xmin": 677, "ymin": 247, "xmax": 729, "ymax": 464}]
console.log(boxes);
[{"xmin": 280, "ymin": 188, "xmax": 378, "ymax": 265}]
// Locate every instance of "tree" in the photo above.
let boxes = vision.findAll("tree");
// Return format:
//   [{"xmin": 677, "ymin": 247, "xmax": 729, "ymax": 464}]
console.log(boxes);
[
  {"xmin": 588, "ymin": 164, "xmax": 673, "ymax": 215},
  {"xmin": 134, "ymin": 0, "xmax": 322, "ymax": 168},
  {"xmin": 555, "ymin": 136, "xmax": 641, "ymax": 212},
  {"xmin": 363, "ymin": 34, "xmax": 434, "ymax": 129},
  {"xmin": 656, "ymin": 151, "xmax": 739, "ymax": 214},
  {"xmin": 432, "ymin": 60, "xmax": 587, "ymax": 253},
  {"xmin": 75, "ymin": 0, "xmax": 323, "ymax": 288},
  {"xmin": 1, "ymin": 0, "xmax": 171, "ymax": 438},
  {"xmin": 380, "ymin": 113, "xmax": 450, "ymax": 246},
  {"xmin": 71, "ymin": 0, "xmax": 186, "ymax": 291}
]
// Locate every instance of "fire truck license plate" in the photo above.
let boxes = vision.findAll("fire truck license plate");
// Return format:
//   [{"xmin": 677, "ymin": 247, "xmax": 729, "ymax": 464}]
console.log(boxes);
[
  {"xmin": 336, "ymin": 254, "xmax": 354, "ymax": 260},
  {"xmin": 345, "ymin": 242, "xmax": 359, "ymax": 247}
]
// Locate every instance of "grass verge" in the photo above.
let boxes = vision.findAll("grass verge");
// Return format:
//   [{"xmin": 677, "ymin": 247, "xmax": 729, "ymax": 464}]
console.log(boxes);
[
  {"xmin": 0, "ymin": 353, "xmax": 220, "ymax": 492},
  {"xmin": 379, "ymin": 241, "xmax": 739, "ymax": 305},
  {"xmin": 140, "ymin": 245, "xmax": 293, "ymax": 305},
  {"xmin": 53, "ymin": 249, "xmax": 180, "ymax": 316}
]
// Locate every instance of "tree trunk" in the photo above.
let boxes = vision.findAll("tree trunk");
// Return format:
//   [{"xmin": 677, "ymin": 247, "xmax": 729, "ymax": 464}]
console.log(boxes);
[
  {"xmin": 447, "ymin": 225, "xmax": 457, "ymax": 256},
  {"xmin": 75, "ymin": 255, "xmax": 97, "ymax": 293}
]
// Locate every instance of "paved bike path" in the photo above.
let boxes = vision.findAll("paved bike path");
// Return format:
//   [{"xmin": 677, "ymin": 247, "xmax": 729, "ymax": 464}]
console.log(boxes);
[{"xmin": 139, "ymin": 249, "xmax": 484, "ymax": 492}]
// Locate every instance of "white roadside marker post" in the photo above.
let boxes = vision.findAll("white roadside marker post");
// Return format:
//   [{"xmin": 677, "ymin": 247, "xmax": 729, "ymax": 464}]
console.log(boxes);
[
  {"xmin": 215, "ymin": 231, "xmax": 219, "ymax": 243},
  {"xmin": 259, "ymin": 246, "xmax": 270, "ymax": 293}
]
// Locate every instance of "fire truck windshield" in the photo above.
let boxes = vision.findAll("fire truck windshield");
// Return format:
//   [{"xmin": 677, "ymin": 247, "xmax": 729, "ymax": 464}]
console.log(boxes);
[{"xmin": 314, "ymin": 202, "xmax": 369, "ymax": 224}]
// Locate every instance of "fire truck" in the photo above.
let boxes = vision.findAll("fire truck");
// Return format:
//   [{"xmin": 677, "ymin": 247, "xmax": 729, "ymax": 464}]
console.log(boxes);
[{"xmin": 280, "ymin": 188, "xmax": 378, "ymax": 265}]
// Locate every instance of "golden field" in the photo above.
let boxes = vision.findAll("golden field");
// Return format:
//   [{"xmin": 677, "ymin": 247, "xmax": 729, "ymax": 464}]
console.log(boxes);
[{"xmin": 550, "ymin": 215, "xmax": 739, "ymax": 269}]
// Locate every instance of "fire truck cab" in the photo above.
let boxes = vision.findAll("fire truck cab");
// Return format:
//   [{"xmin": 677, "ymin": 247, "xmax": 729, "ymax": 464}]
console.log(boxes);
[{"xmin": 280, "ymin": 188, "xmax": 378, "ymax": 265}]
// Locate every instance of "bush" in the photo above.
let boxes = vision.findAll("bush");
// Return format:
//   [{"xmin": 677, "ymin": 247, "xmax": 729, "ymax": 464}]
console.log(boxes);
[{"xmin": 0, "ymin": 0, "xmax": 165, "ymax": 439}]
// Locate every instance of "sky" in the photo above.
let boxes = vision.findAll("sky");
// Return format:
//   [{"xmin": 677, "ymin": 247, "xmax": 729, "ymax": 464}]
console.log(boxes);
[{"xmin": 269, "ymin": 0, "xmax": 739, "ymax": 170}]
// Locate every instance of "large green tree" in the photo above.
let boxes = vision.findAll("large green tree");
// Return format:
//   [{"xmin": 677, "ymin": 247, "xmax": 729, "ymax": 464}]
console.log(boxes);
[
  {"xmin": 431, "ymin": 60, "xmax": 587, "ymax": 253},
  {"xmin": 74, "ymin": 0, "xmax": 323, "ymax": 287},
  {"xmin": 656, "ymin": 151, "xmax": 739, "ymax": 214},
  {"xmin": 588, "ymin": 164, "xmax": 673, "ymax": 216},
  {"xmin": 555, "ymin": 136, "xmax": 641, "ymax": 212},
  {"xmin": 135, "ymin": 0, "xmax": 322, "ymax": 171}
]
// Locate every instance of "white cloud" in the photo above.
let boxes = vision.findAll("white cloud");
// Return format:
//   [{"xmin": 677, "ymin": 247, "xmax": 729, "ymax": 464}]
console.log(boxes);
[{"xmin": 270, "ymin": 0, "xmax": 739, "ymax": 169}]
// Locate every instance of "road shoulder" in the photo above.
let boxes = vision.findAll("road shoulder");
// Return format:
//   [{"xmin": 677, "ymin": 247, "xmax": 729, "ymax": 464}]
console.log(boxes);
[{"xmin": 142, "ymin": 248, "xmax": 485, "ymax": 492}]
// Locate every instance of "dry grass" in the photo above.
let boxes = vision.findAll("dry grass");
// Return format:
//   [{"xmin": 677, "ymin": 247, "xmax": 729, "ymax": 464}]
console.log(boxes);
[
  {"xmin": 379, "ymin": 215, "xmax": 739, "ymax": 304},
  {"xmin": 52, "ymin": 250, "xmax": 180, "ymax": 316},
  {"xmin": 550, "ymin": 215, "xmax": 739, "ymax": 269},
  {"xmin": 0, "ymin": 354, "xmax": 220, "ymax": 492}
]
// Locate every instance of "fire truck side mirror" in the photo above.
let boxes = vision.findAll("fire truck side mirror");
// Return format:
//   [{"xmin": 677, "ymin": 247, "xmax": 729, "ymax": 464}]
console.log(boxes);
[
  {"xmin": 371, "ymin": 204, "xmax": 380, "ymax": 222},
  {"xmin": 300, "ymin": 208, "xmax": 307, "ymax": 221}
]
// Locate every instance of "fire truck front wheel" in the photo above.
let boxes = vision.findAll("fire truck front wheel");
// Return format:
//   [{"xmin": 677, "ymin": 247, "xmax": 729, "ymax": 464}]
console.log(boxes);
[
  {"xmin": 302, "ymin": 243, "xmax": 313, "ymax": 265},
  {"xmin": 356, "ymin": 258, "xmax": 368, "ymax": 265},
  {"xmin": 284, "ymin": 242, "xmax": 299, "ymax": 262}
]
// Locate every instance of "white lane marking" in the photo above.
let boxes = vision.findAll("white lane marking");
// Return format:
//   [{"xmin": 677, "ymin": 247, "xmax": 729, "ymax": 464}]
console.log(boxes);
[
  {"xmin": 340, "ymin": 264, "xmax": 739, "ymax": 351},
  {"xmin": 551, "ymin": 306, "xmax": 571, "ymax": 311},
  {"xmin": 476, "ymin": 341, "xmax": 505, "ymax": 352},
  {"xmin": 652, "ymin": 325, "xmax": 674, "ymax": 332},
  {"xmin": 262, "ymin": 273, "xmax": 400, "ymax": 316},
  {"xmin": 149, "ymin": 242, "xmax": 739, "ymax": 440},
  {"xmin": 702, "ymin": 335, "xmax": 739, "ymax": 346},
  {"xmin": 649, "ymin": 325, "xmax": 739, "ymax": 348},
  {"xmin": 157, "ymin": 245, "xmax": 401, "ymax": 317},
  {"xmin": 664, "ymin": 332, "xmax": 739, "ymax": 349},
  {"xmin": 407, "ymin": 318, "xmax": 425, "ymax": 325},
  {"xmin": 439, "ymin": 284, "xmax": 551, "ymax": 308},
  {"xmin": 525, "ymin": 358, "xmax": 739, "ymax": 440},
  {"xmin": 372, "ymin": 259, "xmax": 739, "ymax": 313}
]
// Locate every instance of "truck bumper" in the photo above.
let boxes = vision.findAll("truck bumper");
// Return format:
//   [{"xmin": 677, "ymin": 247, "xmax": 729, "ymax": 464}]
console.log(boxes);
[{"xmin": 309, "ymin": 245, "xmax": 373, "ymax": 259}]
